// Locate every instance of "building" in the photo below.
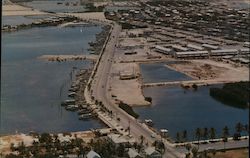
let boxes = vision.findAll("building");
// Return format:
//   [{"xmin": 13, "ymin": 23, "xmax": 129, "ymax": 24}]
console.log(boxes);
[
  {"xmin": 128, "ymin": 148, "xmax": 142, "ymax": 158},
  {"xmin": 107, "ymin": 134, "xmax": 136, "ymax": 147},
  {"xmin": 186, "ymin": 44, "xmax": 204, "ymax": 51},
  {"xmin": 144, "ymin": 147, "xmax": 162, "ymax": 158},
  {"xmin": 120, "ymin": 71, "xmax": 137, "ymax": 80},
  {"xmin": 154, "ymin": 45, "xmax": 172, "ymax": 55},
  {"xmin": 202, "ymin": 44, "xmax": 219, "ymax": 50},
  {"xmin": 86, "ymin": 150, "xmax": 101, "ymax": 158},
  {"xmin": 175, "ymin": 51, "xmax": 209, "ymax": 58},
  {"xmin": 210, "ymin": 49, "xmax": 238, "ymax": 56},
  {"xmin": 239, "ymin": 48, "xmax": 250, "ymax": 55},
  {"xmin": 172, "ymin": 45, "xmax": 189, "ymax": 52}
]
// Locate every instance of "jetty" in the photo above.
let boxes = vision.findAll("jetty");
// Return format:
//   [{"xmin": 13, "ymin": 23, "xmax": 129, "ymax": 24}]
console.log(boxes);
[{"xmin": 38, "ymin": 54, "xmax": 98, "ymax": 62}]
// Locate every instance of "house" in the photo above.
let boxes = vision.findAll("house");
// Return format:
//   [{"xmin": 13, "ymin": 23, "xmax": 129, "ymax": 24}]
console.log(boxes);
[
  {"xmin": 144, "ymin": 147, "xmax": 162, "ymax": 158},
  {"xmin": 107, "ymin": 133, "xmax": 136, "ymax": 147},
  {"xmin": 128, "ymin": 148, "xmax": 142, "ymax": 158},
  {"xmin": 86, "ymin": 150, "xmax": 101, "ymax": 158}
]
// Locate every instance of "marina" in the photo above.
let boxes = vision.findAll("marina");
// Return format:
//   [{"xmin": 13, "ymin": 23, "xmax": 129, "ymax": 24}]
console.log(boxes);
[{"xmin": 1, "ymin": 25, "xmax": 105, "ymax": 135}]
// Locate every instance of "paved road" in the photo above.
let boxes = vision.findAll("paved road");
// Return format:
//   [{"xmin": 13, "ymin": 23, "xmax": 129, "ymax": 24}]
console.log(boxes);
[
  {"xmin": 89, "ymin": 23, "xmax": 184, "ymax": 158},
  {"xmin": 82, "ymin": 20, "xmax": 249, "ymax": 158}
]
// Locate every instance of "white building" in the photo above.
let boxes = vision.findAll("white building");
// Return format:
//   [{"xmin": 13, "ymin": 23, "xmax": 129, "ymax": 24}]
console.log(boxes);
[
  {"xmin": 186, "ymin": 44, "xmax": 204, "ymax": 51},
  {"xmin": 144, "ymin": 147, "xmax": 162, "ymax": 158},
  {"xmin": 202, "ymin": 44, "xmax": 219, "ymax": 50},
  {"xmin": 175, "ymin": 51, "xmax": 209, "ymax": 58},
  {"xmin": 128, "ymin": 148, "xmax": 142, "ymax": 158},
  {"xmin": 86, "ymin": 150, "xmax": 101, "ymax": 158},
  {"xmin": 210, "ymin": 49, "xmax": 238, "ymax": 56},
  {"xmin": 154, "ymin": 45, "xmax": 172, "ymax": 55}
]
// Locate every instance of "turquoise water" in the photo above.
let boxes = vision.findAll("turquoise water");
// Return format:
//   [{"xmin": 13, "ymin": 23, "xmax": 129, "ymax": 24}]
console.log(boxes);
[{"xmin": 1, "ymin": 26, "xmax": 105, "ymax": 135}]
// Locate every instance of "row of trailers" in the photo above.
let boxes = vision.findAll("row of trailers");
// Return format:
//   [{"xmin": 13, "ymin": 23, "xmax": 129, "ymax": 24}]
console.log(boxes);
[{"xmin": 154, "ymin": 45, "xmax": 249, "ymax": 59}]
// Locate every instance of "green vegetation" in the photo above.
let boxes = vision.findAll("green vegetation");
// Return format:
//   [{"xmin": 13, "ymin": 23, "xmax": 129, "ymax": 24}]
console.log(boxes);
[
  {"xmin": 5, "ymin": 132, "xmax": 141, "ymax": 158},
  {"xmin": 119, "ymin": 102, "xmax": 139, "ymax": 118},
  {"xmin": 209, "ymin": 82, "xmax": 250, "ymax": 109},
  {"xmin": 175, "ymin": 122, "xmax": 249, "ymax": 143},
  {"xmin": 120, "ymin": 22, "xmax": 148, "ymax": 29},
  {"xmin": 85, "ymin": 3, "xmax": 104, "ymax": 12},
  {"xmin": 145, "ymin": 96, "xmax": 152, "ymax": 103}
]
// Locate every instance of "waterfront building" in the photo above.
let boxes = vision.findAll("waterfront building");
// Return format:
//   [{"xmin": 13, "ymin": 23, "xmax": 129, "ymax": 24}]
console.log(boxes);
[
  {"xmin": 144, "ymin": 147, "xmax": 162, "ymax": 158},
  {"xmin": 86, "ymin": 150, "xmax": 101, "ymax": 158}
]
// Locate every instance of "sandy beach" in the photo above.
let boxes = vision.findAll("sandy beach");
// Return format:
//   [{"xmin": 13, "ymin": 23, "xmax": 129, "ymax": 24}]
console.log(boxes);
[{"xmin": 2, "ymin": 4, "xmax": 47, "ymax": 16}]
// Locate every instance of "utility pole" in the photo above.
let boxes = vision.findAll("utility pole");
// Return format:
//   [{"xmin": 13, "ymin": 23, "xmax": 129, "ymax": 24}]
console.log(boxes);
[{"xmin": 128, "ymin": 120, "xmax": 131, "ymax": 135}]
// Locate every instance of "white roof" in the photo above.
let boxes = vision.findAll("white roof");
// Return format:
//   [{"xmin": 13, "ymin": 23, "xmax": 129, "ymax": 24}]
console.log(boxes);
[
  {"xmin": 211, "ymin": 49, "xmax": 238, "ymax": 53},
  {"xmin": 176, "ymin": 51, "xmax": 209, "ymax": 55},
  {"xmin": 144, "ymin": 147, "xmax": 160, "ymax": 156},
  {"xmin": 238, "ymin": 58, "xmax": 250, "ymax": 63},
  {"xmin": 240, "ymin": 48, "xmax": 249, "ymax": 52},
  {"xmin": 202, "ymin": 44, "xmax": 219, "ymax": 49},
  {"xmin": 187, "ymin": 44, "xmax": 204, "ymax": 50},
  {"xmin": 155, "ymin": 45, "xmax": 171, "ymax": 52},
  {"xmin": 107, "ymin": 134, "xmax": 128, "ymax": 144},
  {"xmin": 98, "ymin": 128, "xmax": 111, "ymax": 135},
  {"xmin": 172, "ymin": 45, "xmax": 189, "ymax": 51},
  {"xmin": 128, "ymin": 148, "xmax": 141, "ymax": 158},
  {"xmin": 86, "ymin": 150, "xmax": 101, "ymax": 158}
]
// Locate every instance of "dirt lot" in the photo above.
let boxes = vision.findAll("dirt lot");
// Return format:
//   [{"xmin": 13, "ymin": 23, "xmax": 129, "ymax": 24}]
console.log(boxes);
[
  {"xmin": 166, "ymin": 59, "xmax": 249, "ymax": 82},
  {"xmin": 208, "ymin": 148, "xmax": 249, "ymax": 158},
  {"xmin": 2, "ymin": 4, "xmax": 46, "ymax": 16}
]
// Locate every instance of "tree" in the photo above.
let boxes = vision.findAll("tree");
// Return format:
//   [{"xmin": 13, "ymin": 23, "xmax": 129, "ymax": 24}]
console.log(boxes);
[
  {"xmin": 203, "ymin": 128, "xmax": 208, "ymax": 140},
  {"xmin": 195, "ymin": 128, "xmax": 201, "ymax": 148},
  {"xmin": 235, "ymin": 122, "xmax": 243, "ymax": 135},
  {"xmin": 176, "ymin": 132, "xmax": 181, "ymax": 143},
  {"xmin": 222, "ymin": 126, "xmax": 230, "ymax": 150},
  {"xmin": 191, "ymin": 147, "xmax": 198, "ymax": 158},
  {"xmin": 116, "ymin": 144, "xmax": 125, "ymax": 157},
  {"xmin": 244, "ymin": 124, "xmax": 249, "ymax": 133},
  {"xmin": 183, "ymin": 130, "xmax": 187, "ymax": 142},
  {"xmin": 209, "ymin": 128, "xmax": 216, "ymax": 141},
  {"xmin": 140, "ymin": 135, "xmax": 144, "ymax": 145}
]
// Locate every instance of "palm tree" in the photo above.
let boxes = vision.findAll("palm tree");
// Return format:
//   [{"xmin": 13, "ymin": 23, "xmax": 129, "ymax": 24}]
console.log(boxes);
[
  {"xmin": 209, "ymin": 127, "xmax": 216, "ymax": 141},
  {"xmin": 244, "ymin": 124, "xmax": 249, "ymax": 134},
  {"xmin": 191, "ymin": 147, "xmax": 198, "ymax": 158},
  {"xmin": 176, "ymin": 132, "xmax": 181, "ymax": 143},
  {"xmin": 235, "ymin": 122, "xmax": 243, "ymax": 135},
  {"xmin": 203, "ymin": 128, "xmax": 208, "ymax": 140},
  {"xmin": 195, "ymin": 128, "xmax": 201, "ymax": 148},
  {"xmin": 183, "ymin": 130, "xmax": 187, "ymax": 142},
  {"xmin": 222, "ymin": 126, "xmax": 230, "ymax": 150},
  {"xmin": 140, "ymin": 135, "xmax": 144, "ymax": 145}
]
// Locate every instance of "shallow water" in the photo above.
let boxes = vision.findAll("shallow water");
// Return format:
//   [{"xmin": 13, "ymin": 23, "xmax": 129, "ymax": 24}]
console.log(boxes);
[
  {"xmin": 1, "ymin": 26, "xmax": 105, "ymax": 135},
  {"xmin": 24, "ymin": 0, "xmax": 86, "ymax": 13},
  {"xmin": 134, "ymin": 85, "xmax": 249, "ymax": 141},
  {"xmin": 2, "ymin": 16, "xmax": 36, "ymax": 27},
  {"xmin": 140, "ymin": 62, "xmax": 193, "ymax": 83}
]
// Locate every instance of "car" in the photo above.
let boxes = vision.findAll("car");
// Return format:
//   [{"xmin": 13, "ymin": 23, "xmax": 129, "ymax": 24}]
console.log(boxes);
[{"xmin": 151, "ymin": 134, "xmax": 156, "ymax": 138}]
